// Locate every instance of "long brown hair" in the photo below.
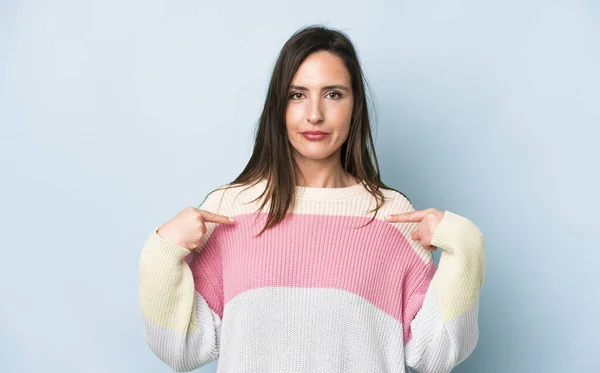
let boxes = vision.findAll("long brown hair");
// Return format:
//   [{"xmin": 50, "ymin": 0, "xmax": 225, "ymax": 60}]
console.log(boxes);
[{"xmin": 210, "ymin": 24, "xmax": 409, "ymax": 236}]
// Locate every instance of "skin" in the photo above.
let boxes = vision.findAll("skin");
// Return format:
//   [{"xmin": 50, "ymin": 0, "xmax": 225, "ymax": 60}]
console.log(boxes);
[{"xmin": 285, "ymin": 50, "xmax": 357, "ymax": 188}]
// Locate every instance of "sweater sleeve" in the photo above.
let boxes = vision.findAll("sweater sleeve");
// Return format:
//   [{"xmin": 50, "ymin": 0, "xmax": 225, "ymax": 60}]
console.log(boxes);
[
  {"xmin": 404, "ymin": 210, "xmax": 485, "ymax": 373},
  {"xmin": 138, "ymin": 190, "xmax": 226, "ymax": 372}
]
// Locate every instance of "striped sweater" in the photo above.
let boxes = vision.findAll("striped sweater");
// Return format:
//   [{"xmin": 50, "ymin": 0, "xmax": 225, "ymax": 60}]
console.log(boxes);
[{"xmin": 139, "ymin": 179, "xmax": 485, "ymax": 372}]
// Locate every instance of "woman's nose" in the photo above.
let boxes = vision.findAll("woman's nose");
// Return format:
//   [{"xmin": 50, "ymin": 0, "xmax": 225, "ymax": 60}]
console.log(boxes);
[{"xmin": 306, "ymin": 98, "xmax": 324, "ymax": 124}]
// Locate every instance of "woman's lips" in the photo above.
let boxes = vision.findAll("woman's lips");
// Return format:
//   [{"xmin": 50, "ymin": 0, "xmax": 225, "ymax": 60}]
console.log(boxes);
[{"xmin": 301, "ymin": 132, "xmax": 329, "ymax": 140}]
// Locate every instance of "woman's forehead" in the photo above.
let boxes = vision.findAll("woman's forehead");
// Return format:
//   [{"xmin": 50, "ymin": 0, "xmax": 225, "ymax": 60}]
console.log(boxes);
[{"xmin": 291, "ymin": 52, "xmax": 351, "ymax": 87}]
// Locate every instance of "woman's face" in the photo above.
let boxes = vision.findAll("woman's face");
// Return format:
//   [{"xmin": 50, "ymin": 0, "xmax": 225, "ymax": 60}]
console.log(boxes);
[{"xmin": 285, "ymin": 51, "xmax": 354, "ymax": 164}]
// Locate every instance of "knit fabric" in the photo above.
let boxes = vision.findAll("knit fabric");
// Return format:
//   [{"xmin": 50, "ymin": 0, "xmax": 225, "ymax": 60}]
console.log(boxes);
[{"xmin": 139, "ymin": 179, "xmax": 485, "ymax": 373}]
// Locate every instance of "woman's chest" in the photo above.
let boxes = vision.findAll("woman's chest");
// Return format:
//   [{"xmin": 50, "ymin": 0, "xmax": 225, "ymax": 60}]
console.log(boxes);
[{"xmin": 217, "ymin": 213, "xmax": 415, "ymax": 307}]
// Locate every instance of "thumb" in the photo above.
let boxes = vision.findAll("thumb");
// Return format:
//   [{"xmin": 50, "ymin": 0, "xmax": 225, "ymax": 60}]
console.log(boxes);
[{"xmin": 197, "ymin": 209, "xmax": 236, "ymax": 225}]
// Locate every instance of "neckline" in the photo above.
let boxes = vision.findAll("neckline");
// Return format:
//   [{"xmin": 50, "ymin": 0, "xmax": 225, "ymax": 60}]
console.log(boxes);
[
  {"xmin": 255, "ymin": 178, "xmax": 368, "ymax": 201},
  {"xmin": 295, "ymin": 181, "xmax": 367, "ymax": 200}
]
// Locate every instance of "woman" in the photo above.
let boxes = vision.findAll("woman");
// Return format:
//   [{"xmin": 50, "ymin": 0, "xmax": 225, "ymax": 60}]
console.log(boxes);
[{"xmin": 139, "ymin": 25, "xmax": 485, "ymax": 373}]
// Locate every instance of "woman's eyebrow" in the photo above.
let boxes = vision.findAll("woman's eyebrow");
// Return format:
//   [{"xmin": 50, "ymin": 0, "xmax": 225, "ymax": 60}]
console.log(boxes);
[{"xmin": 289, "ymin": 84, "xmax": 350, "ymax": 91}]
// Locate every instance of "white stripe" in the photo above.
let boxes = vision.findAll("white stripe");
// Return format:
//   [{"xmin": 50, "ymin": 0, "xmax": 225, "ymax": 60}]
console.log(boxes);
[
  {"xmin": 217, "ymin": 286, "xmax": 410, "ymax": 373},
  {"xmin": 144, "ymin": 292, "xmax": 222, "ymax": 371},
  {"xmin": 404, "ymin": 288, "xmax": 479, "ymax": 373}
]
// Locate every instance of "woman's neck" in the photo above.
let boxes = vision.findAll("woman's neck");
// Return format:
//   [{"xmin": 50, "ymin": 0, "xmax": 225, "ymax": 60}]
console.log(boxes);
[{"xmin": 295, "ymin": 171, "xmax": 358, "ymax": 188}]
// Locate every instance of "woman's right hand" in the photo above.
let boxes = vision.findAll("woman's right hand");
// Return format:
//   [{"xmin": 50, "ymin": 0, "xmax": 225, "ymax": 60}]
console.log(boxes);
[{"xmin": 156, "ymin": 207, "xmax": 236, "ymax": 251}]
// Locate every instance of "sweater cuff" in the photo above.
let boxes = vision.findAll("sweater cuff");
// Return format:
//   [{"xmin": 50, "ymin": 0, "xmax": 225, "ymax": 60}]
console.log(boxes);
[{"xmin": 145, "ymin": 227, "xmax": 194, "ymax": 262}]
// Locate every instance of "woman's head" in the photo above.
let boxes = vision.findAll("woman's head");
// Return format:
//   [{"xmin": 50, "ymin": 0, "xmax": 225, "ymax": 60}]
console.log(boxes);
[
  {"xmin": 225, "ymin": 24, "xmax": 406, "ymax": 234},
  {"xmin": 285, "ymin": 50, "xmax": 354, "ymax": 169},
  {"xmin": 270, "ymin": 25, "xmax": 374, "ymax": 182}
]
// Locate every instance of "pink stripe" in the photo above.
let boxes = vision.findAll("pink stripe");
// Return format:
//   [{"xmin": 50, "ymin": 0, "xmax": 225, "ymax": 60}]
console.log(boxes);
[{"xmin": 189, "ymin": 212, "xmax": 436, "ymax": 344}]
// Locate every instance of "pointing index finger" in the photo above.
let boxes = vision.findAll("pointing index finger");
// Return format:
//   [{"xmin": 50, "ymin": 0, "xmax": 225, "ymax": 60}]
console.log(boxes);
[
  {"xmin": 198, "ymin": 209, "xmax": 236, "ymax": 224},
  {"xmin": 384, "ymin": 210, "xmax": 424, "ymax": 223}
]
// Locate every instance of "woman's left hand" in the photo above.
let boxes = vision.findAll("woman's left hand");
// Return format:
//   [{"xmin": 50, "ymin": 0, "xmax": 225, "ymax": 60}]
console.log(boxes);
[{"xmin": 384, "ymin": 208, "xmax": 445, "ymax": 252}]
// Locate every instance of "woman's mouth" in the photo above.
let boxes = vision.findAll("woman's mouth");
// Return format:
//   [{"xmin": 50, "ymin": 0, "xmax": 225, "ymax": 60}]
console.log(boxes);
[{"xmin": 301, "ymin": 132, "xmax": 329, "ymax": 141}]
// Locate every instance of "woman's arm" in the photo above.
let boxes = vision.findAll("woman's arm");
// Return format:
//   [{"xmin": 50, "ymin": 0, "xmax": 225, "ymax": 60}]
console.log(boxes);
[
  {"xmin": 138, "ymin": 191, "xmax": 225, "ymax": 372},
  {"xmin": 404, "ymin": 211, "xmax": 485, "ymax": 373}
]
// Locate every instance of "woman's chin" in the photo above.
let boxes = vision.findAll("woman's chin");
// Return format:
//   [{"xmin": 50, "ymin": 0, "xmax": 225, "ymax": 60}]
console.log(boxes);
[{"xmin": 295, "ymin": 150, "xmax": 338, "ymax": 161}]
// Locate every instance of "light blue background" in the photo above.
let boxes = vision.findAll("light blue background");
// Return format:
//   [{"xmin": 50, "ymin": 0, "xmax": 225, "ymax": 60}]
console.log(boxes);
[{"xmin": 1, "ymin": 0, "xmax": 598, "ymax": 372}]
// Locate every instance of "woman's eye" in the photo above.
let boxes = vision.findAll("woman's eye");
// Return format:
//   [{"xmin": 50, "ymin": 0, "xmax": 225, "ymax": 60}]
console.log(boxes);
[
  {"xmin": 289, "ymin": 93, "xmax": 303, "ymax": 100},
  {"xmin": 328, "ymin": 91, "xmax": 342, "ymax": 99}
]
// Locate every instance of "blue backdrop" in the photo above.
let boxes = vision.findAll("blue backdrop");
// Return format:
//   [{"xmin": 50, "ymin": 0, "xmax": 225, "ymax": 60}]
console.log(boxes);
[{"xmin": 1, "ymin": 0, "xmax": 598, "ymax": 372}]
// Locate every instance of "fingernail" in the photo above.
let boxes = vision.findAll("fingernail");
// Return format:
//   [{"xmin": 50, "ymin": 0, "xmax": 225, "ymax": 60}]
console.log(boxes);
[{"xmin": 228, "ymin": 217, "xmax": 235, "ymax": 222}]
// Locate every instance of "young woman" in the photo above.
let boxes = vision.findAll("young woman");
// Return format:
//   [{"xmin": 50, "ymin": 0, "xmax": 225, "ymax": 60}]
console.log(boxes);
[{"xmin": 139, "ymin": 25, "xmax": 485, "ymax": 373}]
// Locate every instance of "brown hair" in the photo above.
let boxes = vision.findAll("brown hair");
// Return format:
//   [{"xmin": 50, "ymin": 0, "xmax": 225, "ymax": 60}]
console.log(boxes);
[{"xmin": 208, "ymin": 24, "xmax": 409, "ymax": 236}]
